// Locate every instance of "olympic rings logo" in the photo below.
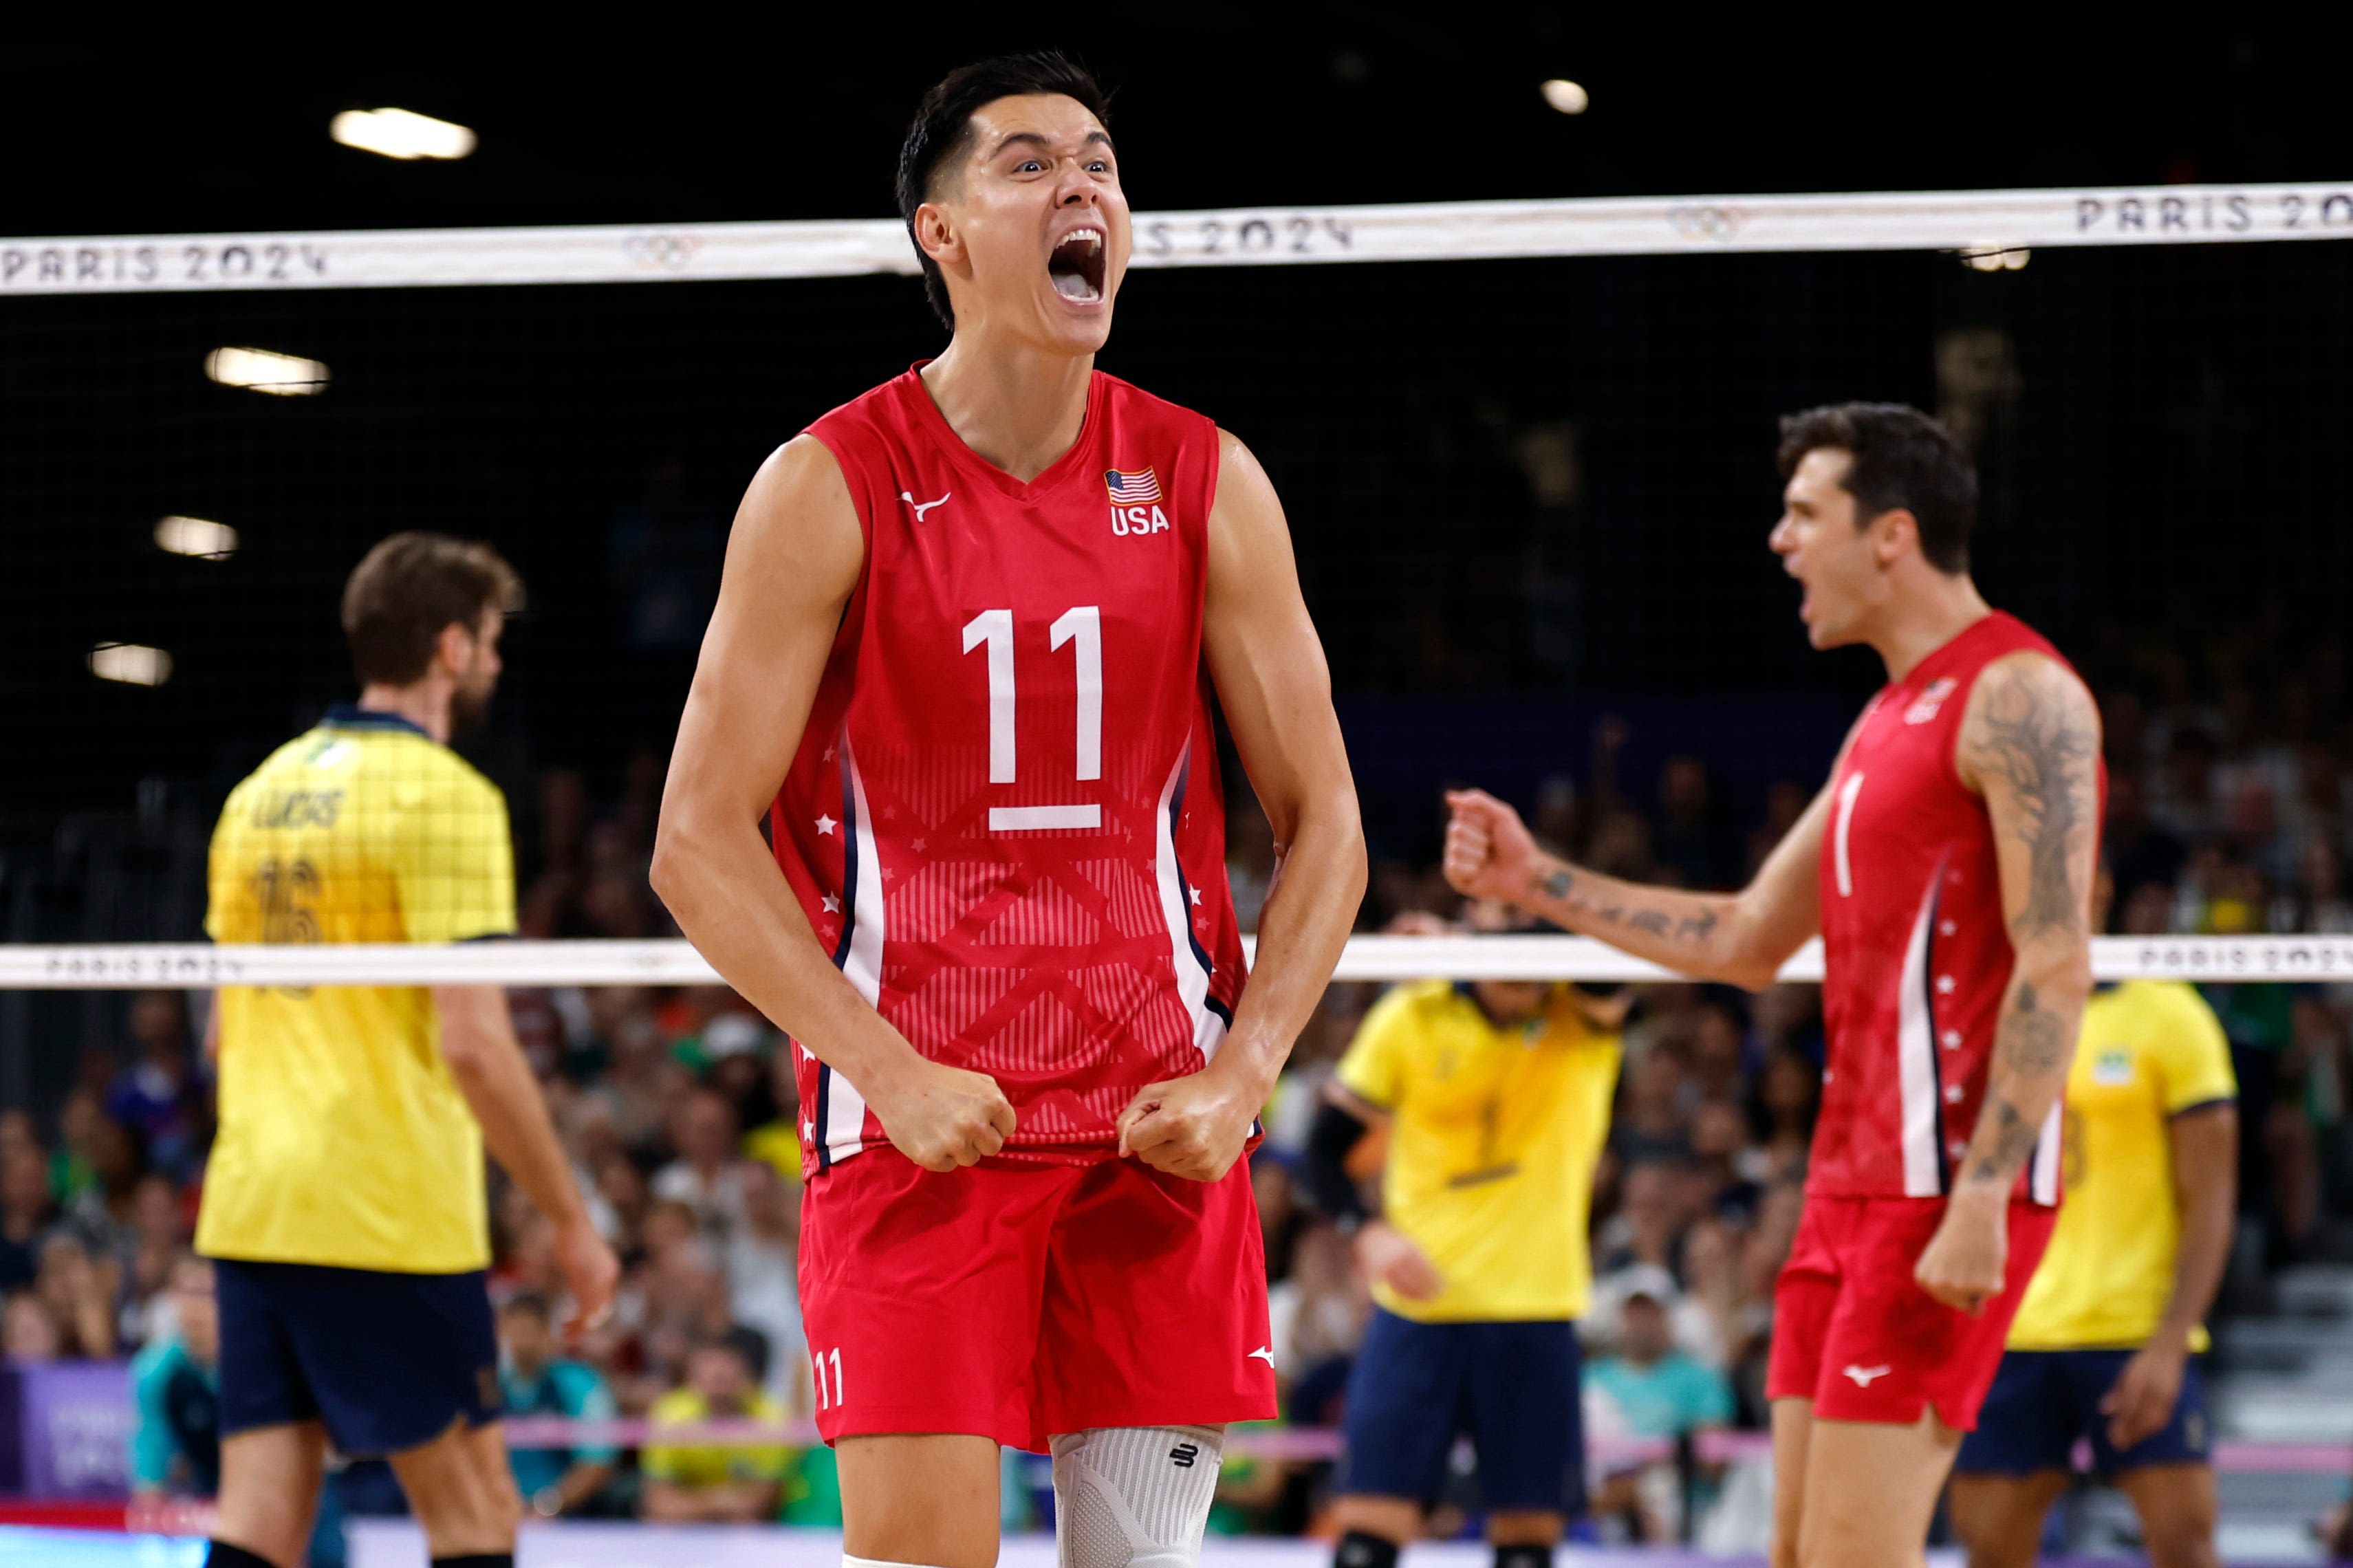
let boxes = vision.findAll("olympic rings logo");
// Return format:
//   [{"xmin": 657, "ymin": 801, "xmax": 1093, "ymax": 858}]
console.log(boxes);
[
  {"xmin": 625, "ymin": 232, "xmax": 704, "ymax": 271},
  {"xmin": 1667, "ymin": 204, "xmax": 1749, "ymax": 243}
]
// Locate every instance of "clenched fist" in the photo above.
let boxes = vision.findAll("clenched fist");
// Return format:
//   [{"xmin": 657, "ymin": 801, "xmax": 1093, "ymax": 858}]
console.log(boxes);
[
  {"xmin": 869, "ymin": 1056, "xmax": 1017, "ymax": 1173},
  {"xmin": 1914, "ymin": 1196, "xmax": 2008, "ymax": 1314},
  {"xmin": 1116, "ymin": 1065, "xmax": 1260, "ymax": 1183},
  {"xmin": 1443, "ymin": 788, "xmax": 1543, "ymax": 904}
]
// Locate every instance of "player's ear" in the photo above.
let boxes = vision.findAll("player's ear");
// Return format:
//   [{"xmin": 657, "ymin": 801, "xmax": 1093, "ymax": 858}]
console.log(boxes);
[
  {"xmin": 1868, "ymin": 507, "xmax": 1920, "ymax": 567},
  {"xmin": 913, "ymin": 202, "xmax": 964, "ymax": 272},
  {"xmin": 433, "ymin": 620, "xmax": 474, "ymax": 676}
]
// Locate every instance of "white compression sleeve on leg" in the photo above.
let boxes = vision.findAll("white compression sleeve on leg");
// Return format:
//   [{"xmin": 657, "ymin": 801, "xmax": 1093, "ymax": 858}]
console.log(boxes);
[{"xmin": 1050, "ymin": 1425, "xmax": 1224, "ymax": 1568}]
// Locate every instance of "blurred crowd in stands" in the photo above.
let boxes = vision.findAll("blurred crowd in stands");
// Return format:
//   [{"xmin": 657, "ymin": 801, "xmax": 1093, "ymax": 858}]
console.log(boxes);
[{"xmin": 6, "ymin": 628, "xmax": 2353, "ymax": 1537}]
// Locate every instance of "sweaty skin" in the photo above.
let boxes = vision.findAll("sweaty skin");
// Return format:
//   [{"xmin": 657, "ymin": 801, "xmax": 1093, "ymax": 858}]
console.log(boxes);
[
  {"xmin": 1442, "ymin": 444, "xmax": 2099, "ymax": 1568},
  {"xmin": 651, "ymin": 88, "xmax": 1363, "ymax": 1568}
]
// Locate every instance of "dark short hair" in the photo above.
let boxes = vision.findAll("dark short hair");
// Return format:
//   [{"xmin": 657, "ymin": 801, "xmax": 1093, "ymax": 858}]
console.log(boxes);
[
  {"xmin": 340, "ymin": 532, "xmax": 523, "ymax": 686},
  {"xmin": 894, "ymin": 52, "xmax": 1112, "ymax": 329},
  {"xmin": 1775, "ymin": 402, "xmax": 1978, "ymax": 574}
]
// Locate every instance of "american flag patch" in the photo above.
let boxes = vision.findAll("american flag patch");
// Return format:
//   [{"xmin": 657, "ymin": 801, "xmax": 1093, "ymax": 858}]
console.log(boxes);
[{"xmin": 1105, "ymin": 467, "xmax": 1162, "ymax": 504}]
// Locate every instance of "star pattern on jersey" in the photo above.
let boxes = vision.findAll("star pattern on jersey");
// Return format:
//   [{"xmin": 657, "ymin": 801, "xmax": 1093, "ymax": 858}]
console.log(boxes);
[
  {"xmin": 911, "ymin": 836, "xmax": 927, "ymax": 853},
  {"xmin": 1189, "ymin": 887, "xmax": 1202, "ymax": 905},
  {"xmin": 821, "ymin": 894, "xmax": 842, "ymax": 914},
  {"xmin": 1935, "ymin": 974, "xmax": 1956, "ymax": 994},
  {"xmin": 816, "ymin": 814, "xmax": 838, "ymax": 836}
]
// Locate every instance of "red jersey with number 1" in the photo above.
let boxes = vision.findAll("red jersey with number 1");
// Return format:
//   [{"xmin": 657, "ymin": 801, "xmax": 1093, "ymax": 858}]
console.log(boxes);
[
  {"xmin": 777, "ymin": 367, "xmax": 1247, "ymax": 1174},
  {"xmin": 1811, "ymin": 610, "xmax": 2100, "ymax": 1207}
]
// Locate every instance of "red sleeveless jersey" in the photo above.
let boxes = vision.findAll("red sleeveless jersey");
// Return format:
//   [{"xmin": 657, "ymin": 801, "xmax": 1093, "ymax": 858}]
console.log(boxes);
[
  {"xmin": 777, "ymin": 367, "xmax": 1247, "ymax": 1173},
  {"xmin": 1811, "ymin": 611, "xmax": 2099, "ymax": 1206}
]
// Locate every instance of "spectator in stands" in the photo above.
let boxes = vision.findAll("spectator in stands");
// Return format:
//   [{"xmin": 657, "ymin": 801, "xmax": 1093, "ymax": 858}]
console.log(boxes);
[
  {"xmin": 1687, "ymin": 1098, "xmax": 1761, "ymax": 1225},
  {"xmin": 740, "ymin": 1049, "xmax": 804, "ymax": 1182},
  {"xmin": 498, "ymin": 1292, "xmax": 620, "ymax": 1519},
  {"xmin": 724, "ymin": 1159, "xmax": 805, "ymax": 1410},
  {"xmin": 1595, "ymin": 1158, "xmax": 1689, "ymax": 1281},
  {"xmin": 1584, "ymin": 1286, "xmax": 1735, "ymax": 1541},
  {"xmin": 50, "ymin": 1089, "xmax": 107, "ymax": 1208},
  {"xmin": 0, "ymin": 1137, "xmax": 55, "ymax": 1292},
  {"xmin": 652, "ymin": 1088, "xmax": 747, "ymax": 1241},
  {"xmin": 121, "ymin": 1172, "xmax": 191, "ymax": 1347},
  {"xmin": 640, "ymin": 1333, "xmax": 790, "ymax": 1523},
  {"xmin": 5, "ymin": 1291, "xmax": 60, "ymax": 1361},
  {"xmin": 105, "ymin": 991, "xmax": 206, "ymax": 1182},
  {"xmin": 130, "ymin": 1254, "xmax": 220, "ymax": 1497},
  {"xmin": 33, "ymin": 1232, "xmax": 115, "ymax": 1357},
  {"xmin": 61, "ymin": 1110, "xmax": 147, "ymax": 1265},
  {"xmin": 1746, "ymin": 1047, "xmax": 1819, "ymax": 1182},
  {"xmin": 1613, "ymin": 1047, "xmax": 1692, "ymax": 1167}
]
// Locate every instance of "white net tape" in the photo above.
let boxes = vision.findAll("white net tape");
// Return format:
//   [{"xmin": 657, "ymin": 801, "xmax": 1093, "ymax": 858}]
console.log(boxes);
[
  {"xmin": 6, "ymin": 181, "xmax": 2352, "ymax": 294},
  {"xmin": 6, "ymin": 934, "xmax": 2351, "ymax": 989}
]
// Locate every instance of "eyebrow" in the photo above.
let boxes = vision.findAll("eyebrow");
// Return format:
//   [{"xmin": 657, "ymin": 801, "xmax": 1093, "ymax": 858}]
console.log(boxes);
[{"xmin": 986, "ymin": 129, "xmax": 1115, "ymax": 159}]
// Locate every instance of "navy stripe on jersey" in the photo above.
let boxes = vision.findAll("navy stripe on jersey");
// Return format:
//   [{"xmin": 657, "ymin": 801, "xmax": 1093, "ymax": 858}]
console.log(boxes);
[
  {"xmin": 1923, "ymin": 882, "xmax": 1951, "ymax": 1193},
  {"xmin": 814, "ymin": 745, "xmax": 860, "ymax": 1172}
]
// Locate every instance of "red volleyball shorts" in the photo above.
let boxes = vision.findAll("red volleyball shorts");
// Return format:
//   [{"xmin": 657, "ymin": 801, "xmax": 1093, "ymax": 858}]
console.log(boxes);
[
  {"xmin": 1766, "ymin": 1193, "xmax": 2058, "ymax": 1429},
  {"xmin": 796, "ymin": 1148, "xmax": 1277, "ymax": 1453}
]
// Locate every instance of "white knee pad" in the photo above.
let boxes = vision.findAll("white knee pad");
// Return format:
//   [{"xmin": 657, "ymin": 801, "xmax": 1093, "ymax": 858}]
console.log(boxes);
[{"xmin": 1051, "ymin": 1425, "xmax": 1223, "ymax": 1568}]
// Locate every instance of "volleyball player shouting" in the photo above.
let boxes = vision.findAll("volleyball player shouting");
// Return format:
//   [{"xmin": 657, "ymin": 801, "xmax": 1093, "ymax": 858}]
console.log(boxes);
[
  {"xmin": 1445, "ymin": 404, "xmax": 2103, "ymax": 1568},
  {"xmin": 653, "ymin": 53, "xmax": 1363, "ymax": 1568}
]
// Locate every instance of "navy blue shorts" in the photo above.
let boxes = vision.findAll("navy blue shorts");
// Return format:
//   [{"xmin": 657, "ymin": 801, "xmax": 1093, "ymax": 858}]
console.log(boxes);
[
  {"xmin": 1954, "ymin": 1349, "xmax": 2211, "ymax": 1477},
  {"xmin": 214, "ymin": 1259, "xmax": 499, "ymax": 1457},
  {"xmin": 1340, "ymin": 1307, "xmax": 1585, "ymax": 1514}
]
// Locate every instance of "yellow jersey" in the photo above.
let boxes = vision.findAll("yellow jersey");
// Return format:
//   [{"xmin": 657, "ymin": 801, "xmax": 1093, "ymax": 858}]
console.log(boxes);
[
  {"xmin": 2006, "ymin": 980, "xmax": 2236, "ymax": 1351},
  {"xmin": 1335, "ymin": 979, "xmax": 1620, "ymax": 1323},
  {"xmin": 642, "ymin": 1387, "xmax": 794, "ymax": 1491},
  {"xmin": 195, "ymin": 705, "xmax": 517, "ymax": 1274}
]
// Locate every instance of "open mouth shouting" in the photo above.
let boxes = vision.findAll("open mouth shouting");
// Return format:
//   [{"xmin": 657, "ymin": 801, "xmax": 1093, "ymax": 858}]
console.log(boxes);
[{"xmin": 1048, "ymin": 225, "xmax": 1107, "ymax": 305}]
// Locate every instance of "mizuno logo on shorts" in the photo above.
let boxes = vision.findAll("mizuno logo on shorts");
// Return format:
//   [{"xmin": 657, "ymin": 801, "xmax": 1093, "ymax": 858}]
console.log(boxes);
[{"xmin": 1843, "ymin": 1363, "xmax": 1893, "ymax": 1386}]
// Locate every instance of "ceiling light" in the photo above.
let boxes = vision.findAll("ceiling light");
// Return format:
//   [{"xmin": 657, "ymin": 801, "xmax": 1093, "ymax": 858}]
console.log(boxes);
[
  {"xmin": 205, "ymin": 346, "xmax": 329, "ymax": 396},
  {"xmin": 1541, "ymin": 79, "xmax": 1590, "ymax": 115},
  {"xmin": 330, "ymin": 107, "xmax": 477, "ymax": 161},
  {"xmin": 90, "ymin": 643, "xmax": 173, "ymax": 686},
  {"xmin": 155, "ymin": 516, "xmax": 239, "ymax": 559},
  {"xmin": 1960, "ymin": 247, "xmax": 2031, "ymax": 272}
]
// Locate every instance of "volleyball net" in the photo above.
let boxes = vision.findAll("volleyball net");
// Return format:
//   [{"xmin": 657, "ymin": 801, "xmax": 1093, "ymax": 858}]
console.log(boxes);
[{"xmin": 7, "ymin": 183, "xmax": 2353, "ymax": 1536}]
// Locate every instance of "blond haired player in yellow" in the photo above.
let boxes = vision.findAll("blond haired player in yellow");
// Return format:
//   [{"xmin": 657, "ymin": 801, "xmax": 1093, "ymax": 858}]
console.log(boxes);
[
  {"xmin": 197, "ymin": 534, "xmax": 618, "ymax": 1568},
  {"xmin": 1949, "ymin": 874, "xmax": 2237, "ymax": 1568},
  {"xmin": 1303, "ymin": 902, "xmax": 1624, "ymax": 1568}
]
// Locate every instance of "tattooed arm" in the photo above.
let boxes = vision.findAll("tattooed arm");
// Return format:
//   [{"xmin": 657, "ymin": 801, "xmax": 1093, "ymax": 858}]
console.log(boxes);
[
  {"xmin": 1442, "ymin": 779, "xmax": 1835, "ymax": 991},
  {"xmin": 1914, "ymin": 651, "xmax": 2102, "ymax": 1312}
]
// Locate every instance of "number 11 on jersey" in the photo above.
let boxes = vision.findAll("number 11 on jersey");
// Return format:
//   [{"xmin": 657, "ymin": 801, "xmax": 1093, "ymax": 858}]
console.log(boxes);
[{"xmin": 963, "ymin": 606, "xmax": 1103, "ymax": 832}]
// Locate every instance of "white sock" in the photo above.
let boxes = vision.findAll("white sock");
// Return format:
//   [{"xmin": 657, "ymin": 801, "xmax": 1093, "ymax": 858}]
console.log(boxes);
[{"xmin": 1051, "ymin": 1425, "xmax": 1223, "ymax": 1568}]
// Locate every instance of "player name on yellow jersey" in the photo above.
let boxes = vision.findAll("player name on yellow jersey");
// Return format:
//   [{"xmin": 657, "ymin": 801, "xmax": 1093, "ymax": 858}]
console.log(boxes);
[
  {"xmin": 2006, "ymin": 979, "xmax": 2237, "ymax": 1352},
  {"xmin": 1336, "ymin": 979, "xmax": 1620, "ymax": 1322},
  {"xmin": 195, "ymin": 706, "xmax": 517, "ymax": 1274}
]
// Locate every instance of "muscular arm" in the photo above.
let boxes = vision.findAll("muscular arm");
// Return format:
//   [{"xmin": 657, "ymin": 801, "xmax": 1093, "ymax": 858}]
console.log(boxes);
[
  {"xmin": 650, "ymin": 438, "xmax": 1014, "ymax": 1173},
  {"xmin": 1951, "ymin": 653, "xmax": 2103, "ymax": 1198},
  {"xmin": 1115, "ymin": 434, "xmax": 1367, "ymax": 1180},
  {"xmin": 2153, "ymin": 1103, "xmax": 2238, "ymax": 1351},
  {"xmin": 2101, "ymin": 1101, "xmax": 2237, "ymax": 1448},
  {"xmin": 1916, "ymin": 651, "xmax": 2102, "ymax": 1311},
  {"xmin": 1442, "ymin": 780, "xmax": 1834, "ymax": 991},
  {"xmin": 435, "ymin": 985, "xmax": 618, "ymax": 1325}
]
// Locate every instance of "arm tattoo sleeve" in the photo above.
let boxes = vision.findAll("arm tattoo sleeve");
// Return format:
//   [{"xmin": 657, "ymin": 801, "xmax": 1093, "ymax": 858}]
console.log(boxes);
[{"xmin": 1965, "ymin": 664, "xmax": 2099, "ymax": 941}]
